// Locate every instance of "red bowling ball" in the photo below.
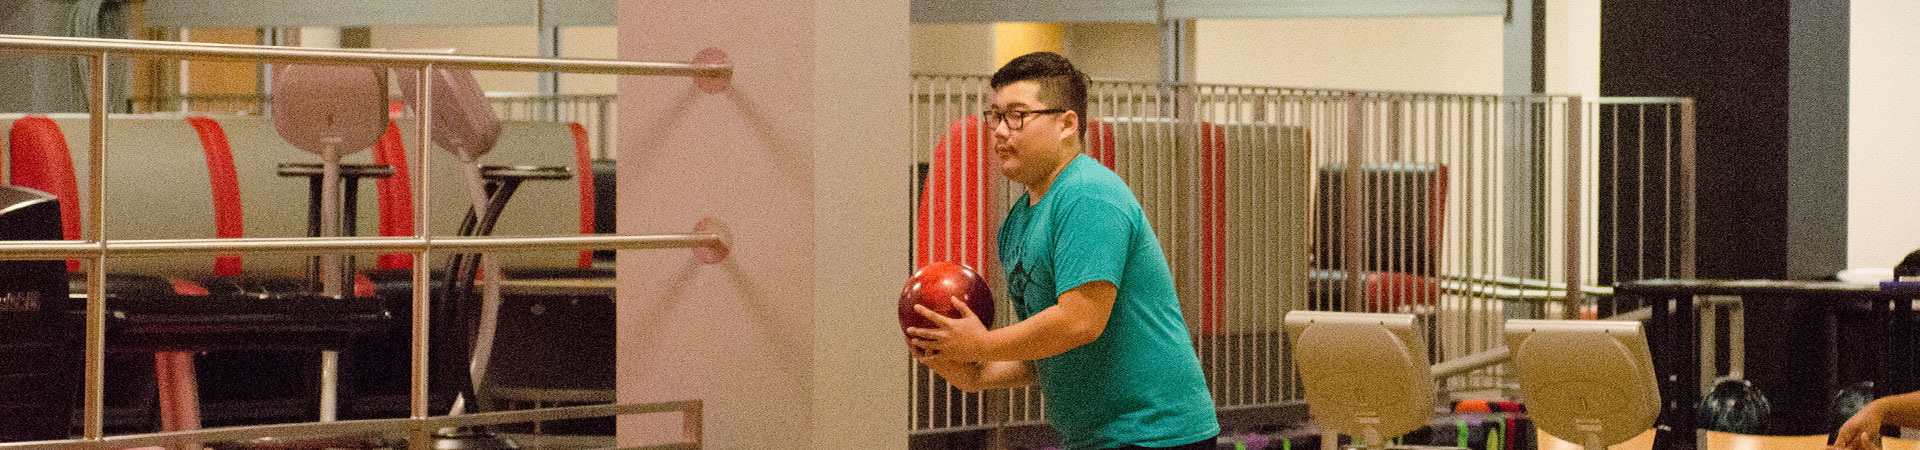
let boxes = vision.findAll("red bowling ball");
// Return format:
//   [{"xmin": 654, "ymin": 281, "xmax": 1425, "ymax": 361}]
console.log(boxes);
[{"xmin": 898, "ymin": 262, "xmax": 995, "ymax": 335}]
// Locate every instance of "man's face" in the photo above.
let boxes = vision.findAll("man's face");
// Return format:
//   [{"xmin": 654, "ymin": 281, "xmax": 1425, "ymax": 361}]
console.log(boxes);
[{"xmin": 988, "ymin": 80, "xmax": 1076, "ymax": 189}]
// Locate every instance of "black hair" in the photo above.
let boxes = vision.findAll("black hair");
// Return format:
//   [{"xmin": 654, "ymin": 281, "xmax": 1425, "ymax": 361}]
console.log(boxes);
[{"xmin": 989, "ymin": 51, "xmax": 1089, "ymax": 138}]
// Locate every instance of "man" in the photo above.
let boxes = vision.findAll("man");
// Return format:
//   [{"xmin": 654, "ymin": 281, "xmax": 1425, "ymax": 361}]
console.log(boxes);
[{"xmin": 905, "ymin": 51, "xmax": 1219, "ymax": 450}]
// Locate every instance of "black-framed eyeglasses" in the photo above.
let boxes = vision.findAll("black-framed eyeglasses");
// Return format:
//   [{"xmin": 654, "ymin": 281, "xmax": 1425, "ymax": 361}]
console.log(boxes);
[{"xmin": 983, "ymin": 108, "xmax": 1068, "ymax": 131}]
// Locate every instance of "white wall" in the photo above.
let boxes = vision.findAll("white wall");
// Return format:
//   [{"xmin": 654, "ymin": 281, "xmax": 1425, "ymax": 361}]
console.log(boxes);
[
  {"xmin": 560, "ymin": 26, "xmax": 618, "ymax": 94},
  {"xmin": 614, "ymin": 0, "xmax": 909, "ymax": 448},
  {"xmin": 911, "ymin": 23, "xmax": 996, "ymax": 74},
  {"xmin": 910, "ymin": 22, "xmax": 1162, "ymax": 81},
  {"xmin": 1194, "ymin": 17, "xmax": 1504, "ymax": 93},
  {"xmin": 1847, "ymin": 0, "xmax": 1920, "ymax": 269},
  {"xmin": 1064, "ymin": 23, "xmax": 1163, "ymax": 82},
  {"xmin": 904, "ymin": 1, "xmax": 1601, "ymax": 94},
  {"xmin": 1544, "ymin": 0, "xmax": 1599, "ymax": 97},
  {"xmin": 369, "ymin": 26, "xmax": 540, "ymax": 92},
  {"xmin": 369, "ymin": 25, "xmax": 619, "ymax": 94}
]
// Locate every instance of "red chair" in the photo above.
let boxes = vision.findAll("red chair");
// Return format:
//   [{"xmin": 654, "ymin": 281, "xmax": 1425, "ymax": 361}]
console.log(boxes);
[{"xmin": 917, "ymin": 116, "xmax": 994, "ymax": 272}]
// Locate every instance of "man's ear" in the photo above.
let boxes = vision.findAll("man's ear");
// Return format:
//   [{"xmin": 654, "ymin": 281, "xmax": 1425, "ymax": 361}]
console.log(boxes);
[{"xmin": 1056, "ymin": 110, "xmax": 1080, "ymax": 143}]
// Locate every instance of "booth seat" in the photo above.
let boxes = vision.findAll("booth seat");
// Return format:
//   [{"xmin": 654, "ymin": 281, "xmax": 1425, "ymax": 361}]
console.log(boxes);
[
  {"xmin": 0, "ymin": 114, "xmax": 600, "ymax": 276},
  {"xmin": 0, "ymin": 113, "xmax": 611, "ymax": 430}
]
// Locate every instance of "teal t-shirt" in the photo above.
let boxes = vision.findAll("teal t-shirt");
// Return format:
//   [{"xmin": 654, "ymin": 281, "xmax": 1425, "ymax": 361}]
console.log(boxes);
[{"xmin": 998, "ymin": 154, "xmax": 1219, "ymax": 449}]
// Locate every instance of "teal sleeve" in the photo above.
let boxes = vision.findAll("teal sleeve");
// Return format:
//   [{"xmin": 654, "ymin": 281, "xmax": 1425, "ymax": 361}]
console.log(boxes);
[{"xmin": 1049, "ymin": 197, "xmax": 1131, "ymax": 298}]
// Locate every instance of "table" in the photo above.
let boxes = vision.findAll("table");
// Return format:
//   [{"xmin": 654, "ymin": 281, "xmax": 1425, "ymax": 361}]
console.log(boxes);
[{"xmin": 1613, "ymin": 279, "xmax": 1920, "ymax": 448}]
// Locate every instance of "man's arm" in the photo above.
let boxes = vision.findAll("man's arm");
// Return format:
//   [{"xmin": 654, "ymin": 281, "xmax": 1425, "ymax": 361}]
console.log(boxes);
[
  {"xmin": 906, "ymin": 280, "xmax": 1116, "ymax": 363},
  {"xmin": 1834, "ymin": 391, "xmax": 1920, "ymax": 450},
  {"xmin": 919, "ymin": 360, "xmax": 1037, "ymax": 392}
]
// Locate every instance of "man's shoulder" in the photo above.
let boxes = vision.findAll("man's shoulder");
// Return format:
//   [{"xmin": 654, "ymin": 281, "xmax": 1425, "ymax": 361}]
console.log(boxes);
[{"xmin": 1057, "ymin": 163, "xmax": 1132, "ymax": 199}]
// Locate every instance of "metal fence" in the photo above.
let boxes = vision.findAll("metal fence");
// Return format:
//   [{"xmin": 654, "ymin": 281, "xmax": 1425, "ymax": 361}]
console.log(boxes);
[
  {"xmin": 0, "ymin": 34, "xmax": 723, "ymax": 450},
  {"xmin": 126, "ymin": 93, "xmax": 617, "ymax": 158},
  {"xmin": 907, "ymin": 74, "xmax": 1695, "ymax": 434}
]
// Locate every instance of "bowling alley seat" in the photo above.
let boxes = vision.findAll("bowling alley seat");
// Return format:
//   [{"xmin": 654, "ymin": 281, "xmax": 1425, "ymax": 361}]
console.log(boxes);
[
  {"xmin": 1309, "ymin": 162, "xmax": 1448, "ymax": 312},
  {"xmin": 2, "ymin": 99, "xmax": 610, "ymax": 430},
  {"xmin": 5, "ymin": 114, "xmax": 392, "ymax": 433}
]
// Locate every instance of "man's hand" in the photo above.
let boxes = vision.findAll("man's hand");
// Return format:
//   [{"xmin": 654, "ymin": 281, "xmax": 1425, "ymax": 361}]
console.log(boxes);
[
  {"xmin": 904, "ymin": 297, "xmax": 992, "ymax": 363},
  {"xmin": 1831, "ymin": 403, "xmax": 1885, "ymax": 450}
]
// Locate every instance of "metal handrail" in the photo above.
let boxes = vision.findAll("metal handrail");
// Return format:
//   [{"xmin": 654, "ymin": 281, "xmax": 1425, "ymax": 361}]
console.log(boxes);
[
  {"xmin": 0, "ymin": 233, "xmax": 722, "ymax": 260},
  {"xmin": 1434, "ymin": 273, "xmax": 1616, "ymax": 299},
  {"xmin": 0, "ymin": 34, "xmax": 730, "ymax": 77},
  {"xmin": 0, "ymin": 400, "xmax": 703, "ymax": 450}
]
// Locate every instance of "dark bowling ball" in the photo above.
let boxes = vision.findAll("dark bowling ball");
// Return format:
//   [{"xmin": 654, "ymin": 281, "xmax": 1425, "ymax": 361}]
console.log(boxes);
[
  {"xmin": 1698, "ymin": 379, "xmax": 1771, "ymax": 434},
  {"xmin": 898, "ymin": 262, "xmax": 995, "ymax": 335},
  {"xmin": 1829, "ymin": 381, "xmax": 1875, "ymax": 432}
]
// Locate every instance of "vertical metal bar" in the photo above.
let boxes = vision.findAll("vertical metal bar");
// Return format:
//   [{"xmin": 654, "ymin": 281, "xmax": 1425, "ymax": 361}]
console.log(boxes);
[
  {"xmin": 1453, "ymin": 95, "xmax": 1468, "ymax": 369},
  {"xmin": 1658, "ymin": 102, "xmax": 1674, "ymax": 278},
  {"xmin": 1609, "ymin": 105, "xmax": 1620, "ymax": 286},
  {"xmin": 1728, "ymin": 299, "xmax": 1745, "ymax": 380},
  {"xmin": 910, "ymin": 77, "xmax": 922, "ymax": 431},
  {"xmin": 949, "ymin": 76, "xmax": 961, "ymax": 429},
  {"xmin": 410, "ymin": 63, "xmax": 435, "ymax": 450},
  {"xmin": 1481, "ymin": 96, "xmax": 1496, "ymax": 366},
  {"xmin": 1268, "ymin": 91, "xmax": 1283, "ymax": 404},
  {"xmin": 1455, "ymin": 97, "xmax": 1471, "ymax": 381},
  {"xmin": 959, "ymin": 77, "xmax": 975, "ymax": 431},
  {"xmin": 1679, "ymin": 100, "xmax": 1696, "ymax": 279},
  {"xmin": 597, "ymin": 97, "xmax": 612, "ymax": 159},
  {"xmin": 1254, "ymin": 91, "xmax": 1267, "ymax": 404},
  {"xmin": 1700, "ymin": 297, "xmax": 1718, "ymax": 383},
  {"xmin": 972, "ymin": 78, "xmax": 988, "ymax": 430},
  {"xmin": 1341, "ymin": 94, "xmax": 1364, "ymax": 312},
  {"xmin": 1661, "ymin": 103, "xmax": 1674, "ymax": 278},
  {"xmin": 83, "ymin": 51, "xmax": 110, "ymax": 447},
  {"xmin": 1156, "ymin": 85, "xmax": 1170, "ymax": 318},
  {"xmin": 905, "ymin": 79, "xmax": 916, "ymax": 432},
  {"xmin": 1636, "ymin": 104, "xmax": 1648, "ymax": 280},
  {"xmin": 946, "ymin": 78, "xmax": 960, "ymax": 430},
  {"xmin": 1209, "ymin": 86, "xmax": 1223, "ymax": 406},
  {"xmin": 1562, "ymin": 97, "xmax": 1583, "ymax": 316}
]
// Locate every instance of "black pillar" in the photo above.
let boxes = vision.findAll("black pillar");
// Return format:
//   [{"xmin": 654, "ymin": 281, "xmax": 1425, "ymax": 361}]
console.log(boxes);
[{"xmin": 1603, "ymin": 0, "xmax": 1852, "ymax": 436}]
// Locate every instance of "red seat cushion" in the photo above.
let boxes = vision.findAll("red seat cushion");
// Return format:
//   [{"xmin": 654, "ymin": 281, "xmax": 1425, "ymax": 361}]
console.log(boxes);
[
  {"xmin": 917, "ymin": 117, "xmax": 994, "ymax": 272},
  {"xmin": 7, "ymin": 116, "xmax": 84, "ymax": 271}
]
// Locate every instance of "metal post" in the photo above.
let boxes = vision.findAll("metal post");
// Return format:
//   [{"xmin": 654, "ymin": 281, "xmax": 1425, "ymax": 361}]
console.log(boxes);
[
  {"xmin": 409, "ymin": 63, "xmax": 435, "ymax": 450},
  {"xmin": 1342, "ymin": 94, "xmax": 1365, "ymax": 312},
  {"xmin": 536, "ymin": 0, "xmax": 561, "ymax": 121},
  {"xmin": 1562, "ymin": 96, "xmax": 1583, "ymax": 316},
  {"xmin": 83, "ymin": 50, "xmax": 109, "ymax": 448},
  {"xmin": 1678, "ymin": 100, "xmax": 1697, "ymax": 279}
]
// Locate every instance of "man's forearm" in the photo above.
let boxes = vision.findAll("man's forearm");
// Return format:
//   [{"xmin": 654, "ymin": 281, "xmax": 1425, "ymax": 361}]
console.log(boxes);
[
  {"xmin": 924, "ymin": 360, "xmax": 1033, "ymax": 392},
  {"xmin": 975, "ymin": 305, "xmax": 1099, "ymax": 361},
  {"xmin": 1874, "ymin": 392, "xmax": 1920, "ymax": 429},
  {"xmin": 972, "ymin": 285, "xmax": 1114, "ymax": 361}
]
